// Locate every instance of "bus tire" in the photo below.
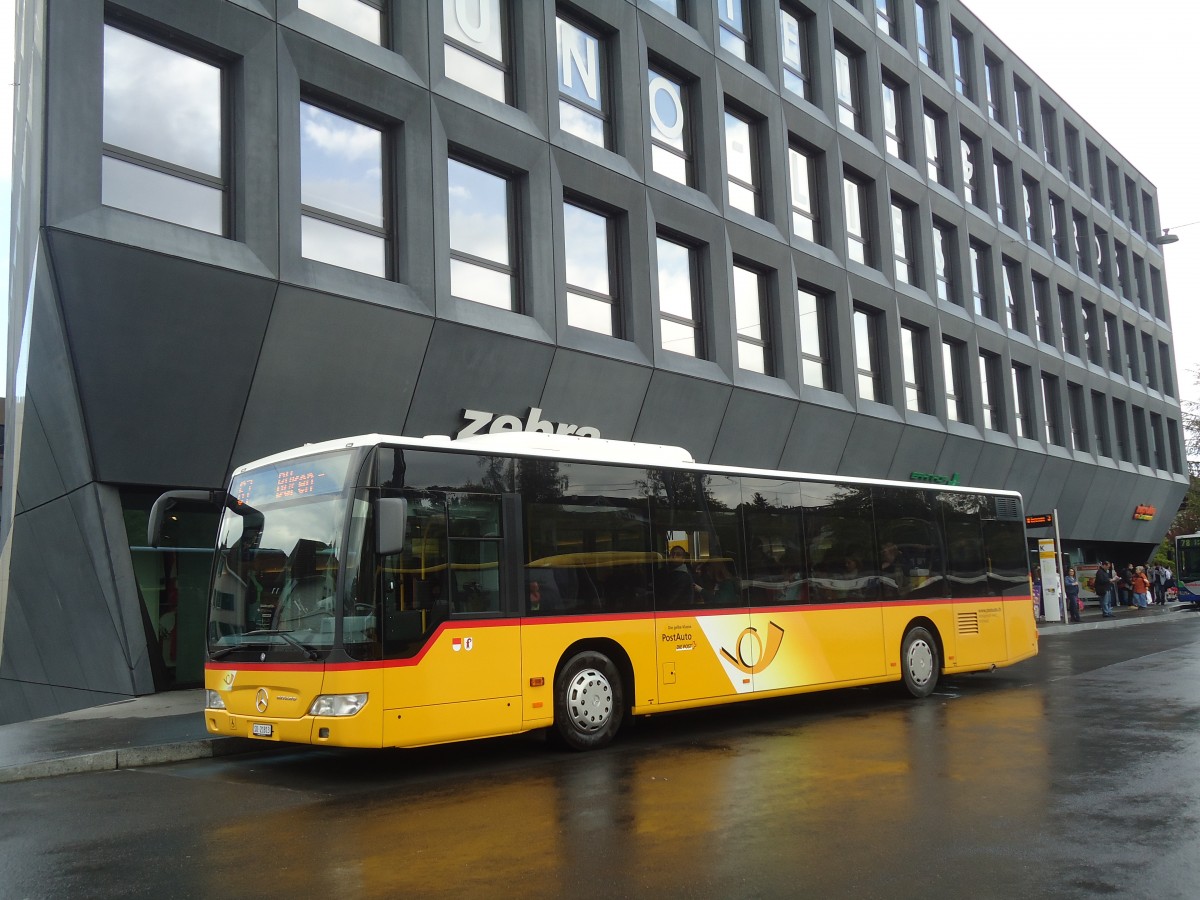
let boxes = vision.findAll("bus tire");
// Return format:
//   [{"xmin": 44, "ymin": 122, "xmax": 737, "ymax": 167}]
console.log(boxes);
[
  {"xmin": 553, "ymin": 651, "xmax": 624, "ymax": 751},
  {"xmin": 900, "ymin": 626, "xmax": 939, "ymax": 698}
]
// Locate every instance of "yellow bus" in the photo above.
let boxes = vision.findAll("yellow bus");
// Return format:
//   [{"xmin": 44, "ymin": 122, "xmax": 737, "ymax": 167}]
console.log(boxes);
[{"xmin": 153, "ymin": 432, "xmax": 1037, "ymax": 752}]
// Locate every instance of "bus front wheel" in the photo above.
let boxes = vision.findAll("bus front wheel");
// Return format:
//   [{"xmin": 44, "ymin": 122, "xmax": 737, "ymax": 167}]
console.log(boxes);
[
  {"xmin": 553, "ymin": 651, "xmax": 624, "ymax": 751},
  {"xmin": 900, "ymin": 626, "xmax": 939, "ymax": 698}
]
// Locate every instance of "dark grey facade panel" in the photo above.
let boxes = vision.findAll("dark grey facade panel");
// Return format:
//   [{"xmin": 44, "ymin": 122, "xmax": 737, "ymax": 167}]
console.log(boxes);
[
  {"xmin": 231, "ymin": 285, "xmax": 435, "ymax": 466},
  {"xmin": 779, "ymin": 402, "xmax": 856, "ymax": 474},
  {"xmin": 633, "ymin": 369, "xmax": 732, "ymax": 460},
  {"xmin": 48, "ymin": 232, "xmax": 279, "ymax": 487},
  {"xmin": 885, "ymin": 423, "xmax": 948, "ymax": 483},
  {"xmin": 710, "ymin": 388, "xmax": 798, "ymax": 469},
  {"xmin": 539, "ymin": 349, "xmax": 653, "ymax": 441}
]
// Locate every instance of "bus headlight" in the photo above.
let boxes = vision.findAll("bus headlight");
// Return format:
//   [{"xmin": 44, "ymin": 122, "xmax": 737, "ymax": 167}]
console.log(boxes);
[
  {"xmin": 205, "ymin": 690, "xmax": 227, "ymax": 710},
  {"xmin": 308, "ymin": 693, "xmax": 368, "ymax": 717}
]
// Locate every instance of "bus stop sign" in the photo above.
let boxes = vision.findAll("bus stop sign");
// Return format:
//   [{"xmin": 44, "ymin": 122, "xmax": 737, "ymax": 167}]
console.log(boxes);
[{"xmin": 1025, "ymin": 513, "xmax": 1054, "ymax": 527}]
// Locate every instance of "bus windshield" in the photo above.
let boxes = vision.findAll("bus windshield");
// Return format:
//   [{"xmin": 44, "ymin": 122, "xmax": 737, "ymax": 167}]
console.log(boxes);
[{"xmin": 208, "ymin": 450, "xmax": 359, "ymax": 659}]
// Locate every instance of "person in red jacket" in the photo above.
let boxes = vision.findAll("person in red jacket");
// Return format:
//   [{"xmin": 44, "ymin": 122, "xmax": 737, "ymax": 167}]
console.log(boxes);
[{"xmin": 1131, "ymin": 566, "xmax": 1151, "ymax": 609}]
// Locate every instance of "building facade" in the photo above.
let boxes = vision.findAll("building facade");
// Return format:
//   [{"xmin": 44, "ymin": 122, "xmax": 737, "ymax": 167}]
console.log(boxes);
[{"xmin": 1, "ymin": 0, "xmax": 1186, "ymax": 722}]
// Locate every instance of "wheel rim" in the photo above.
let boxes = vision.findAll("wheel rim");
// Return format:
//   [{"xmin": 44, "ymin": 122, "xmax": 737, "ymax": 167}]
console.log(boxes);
[
  {"xmin": 907, "ymin": 638, "xmax": 934, "ymax": 686},
  {"xmin": 565, "ymin": 667, "xmax": 613, "ymax": 734}
]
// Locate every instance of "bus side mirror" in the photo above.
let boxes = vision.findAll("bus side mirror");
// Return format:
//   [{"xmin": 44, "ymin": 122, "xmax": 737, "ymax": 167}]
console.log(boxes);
[
  {"xmin": 378, "ymin": 498, "xmax": 408, "ymax": 557},
  {"xmin": 147, "ymin": 489, "xmax": 223, "ymax": 546}
]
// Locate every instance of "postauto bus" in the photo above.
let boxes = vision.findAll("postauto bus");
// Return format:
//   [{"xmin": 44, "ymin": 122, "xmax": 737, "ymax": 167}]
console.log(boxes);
[{"xmin": 152, "ymin": 433, "xmax": 1037, "ymax": 752}]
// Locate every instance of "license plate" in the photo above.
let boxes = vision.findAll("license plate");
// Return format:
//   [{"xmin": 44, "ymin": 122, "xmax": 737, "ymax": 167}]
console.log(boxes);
[{"xmin": 251, "ymin": 723, "xmax": 273, "ymax": 738}]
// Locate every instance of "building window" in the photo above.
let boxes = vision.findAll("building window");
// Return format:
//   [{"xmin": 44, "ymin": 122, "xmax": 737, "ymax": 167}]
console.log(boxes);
[
  {"xmin": 1023, "ymin": 177, "xmax": 1042, "ymax": 245},
  {"xmin": 943, "ymin": 339, "xmax": 968, "ymax": 423},
  {"xmin": 1013, "ymin": 78, "xmax": 1032, "ymax": 147},
  {"xmin": 1112, "ymin": 399, "xmax": 1130, "ymax": 461},
  {"xmin": 876, "ymin": 0, "xmax": 899, "ymax": 39},
  {"xmin": 950, "ymin": 21, "xmax": 972, "ymax": 98},
  {"xmin": 563, "ymin": 201, "xmax": 618, "ymax": 336},
  {"xmin": 718, "ymin": 0, "xmax": 752, "ymax": 61},
  {"xmin": 1073, "ymin": 211, "xmax": 1092, "ymax": 276},
  {"xmin": 299, "ymin": 101, "xmax": 387, "ymax": 278},
  {"xmin": 733, "ymin": 265, "xmax": 771, "ymax": 374},
  {"xmin": 1030, "ymin": 272, "xmax": 1051, "ymax": 344},
  {"xmin": 1133, "ymin": 254, "xmax": 1149, "ymax": 309},
  {"xmin": 970, "ymin": 240, "xmax": 993, "ymax": 320},
  {"xmin": 1150, "ymin": 266, "xmax": 1166, "ymax": 319},
  {"xmin": 444, "ymin": 0, "xmax": 510, "ymax": 104},
  {"xmin": 1012, "ymin": 363, "xmax": 1033, "ymax": 439},
  {"xmin": 993, "ymin": 153, "xmax": 1014, "ymax": 228},
  {"xmin": 1141, "ymin": 332, "xmax": 1158, "ymax": 390},
  {"xmin": 788, "ymin": 143, "xmax": 821, "ymax": 243},
  {"xmin": 648, "ymin": 66, "xmax": 692, "ymax": 186},
  {"xmin": 1125, "ymin": 176, "xmax": 1141, "ymax": 233},
  {"xmin": 656, "ymin": 236, "xmax": 702, "ymax": 357},
  {"xmin": 1103, "ymin": 312, "xmax": 1120, "ymax": 372},
  {"xmin": 1067, "ymin": 383, "xmax": 1086, "ymax": 451},
  {"xmin": 797, "ymin": 284, "xmax": 833, "ymax": 390},
  {"xmin": 780, "ymin": 6, "xmax": 812, "ymax": 100},
  {"xmin": 102, "ymin": 25, "xmax": 225, "ymax": 235},
  {"xmin": 901, "ymin": 323, "xmax": 930, "ymax": 413},
  {"xmin": 1041, "ymin": 373, "xmax": 1061, "ymax": 445},
  {"xmin": 448, "ymin": 157, "xmax": 517, "ymax": 310},
  {"xmin": 1106, "ymin": 160, "xmax": 1122, "ymax": 219},
  {"xmin": 1050, "ymin": 193, "xmax": 1068, "ymax": 259},
  {"xmin": 980, "ymin": 351, "xmax": 1004, "ymax": 432},
  {"xmin": 853, "ymin": 305, "xmax": 885, "ymax": 402},
  {"xmin": 725, "ymin": 108, "xmax": 760, "ymax": 216},
  {"xmin": 891, "ymin": 196, "xmax": 915, "ymax": 285},
  {"xmin": 1169, "ymin": 419, "xmax": 1184, "ymax": 473},
  {"xmin": 1058, "ymin": 288, "xmax": 1079, "ymax": 357},
  {"xmin": 1082, "ymin": 302, "xmax": 1102, "ymax": 366},
  {"xmin": 1123, "ymin": 322, "xmax": 1140, "ymax": 383},
  {"xmin": 1064, "ymin": 123, "xmax": 1082, "ymax": 187},
  {"xmin": 933, "ymin": 218, "xmax": 956, "ymax": 304},
  {"xmin": 834, "ymin": 42, "xmax": 864, "ymax": 132},
  {"xmin": 1002, "ymin": 258, "xmax": 1026, "ymax": 334},
  {"xmin": 984, "ymin": 53, "xmax": 1003, "ymax": 124},
  {"xmin": 300, "ymin": 0, "xmax": 384, "ymax": 43},
  {"xmin": 1150, "ymin": 413, "xmax": 1167, "ymax": 469},
  {"xmin": 648, "ymin": 0, "xmax": 682, "ymax": 16},
  {"xmin": 1092, "ymin": 391, "xmax": 1111, "ymax": 458},
  {"xmin": 882, "ymin": 76, "xmax": 908, "ymax": 161},
  {"xmin": 924, "ymin": 105, "xmax": 947, "ymax": 185},
  {"xmin": 915, "ymin": 0, "xmax": 938, "ymax": 71},
  {"xmin": 843, "ymin": 173, "xmax": 871, "ymax": 266},
  {"xmin": 1143, "ymin": 190, "xmax": 1159, "ymax": 241},
  {"xmin": 1095, "ymin": 226, "xmax": 1112, "ymax": 288},
  {"xmin": 1040, "ymin": 101, "xmax": 1059, "ymax": 169},
  {"xmin": 1132, "ymin": 406, "xmax": 1149, "ymax": 466},
  {"xmin": 1115, "ymin": 241, "xmax": 1131, "ymax": 298},
  {"xmin": 961, "ymin": 130, "xmax": 982, "ymax": 208},
  {"xmin": 1086, "ymin": 141, "xmax": 1103, "ymax": 203},
  {"xmin": 556, "ymin": 15, "xmax": 608, "ymax": 148},
  {"xmin": 1160, "ymin": 341, "xmax": 1176, "ymax": 397}
]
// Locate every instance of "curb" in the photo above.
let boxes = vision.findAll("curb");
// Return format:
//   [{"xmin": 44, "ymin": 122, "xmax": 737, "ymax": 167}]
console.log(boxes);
[
  {"xmin": 1039, "ymin": 608, "xmax": 1197, "ymax": 637},
  {"xmin": 0, "ymin": 736, "xmax": 266, "ymax": 786}
]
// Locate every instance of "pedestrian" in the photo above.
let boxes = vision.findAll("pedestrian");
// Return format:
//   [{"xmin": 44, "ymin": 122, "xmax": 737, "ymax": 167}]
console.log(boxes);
[
  {"xmin": 1152, "ymin": 564, "xmax": 1167, "ymax": 605},
  {"xmin": 1094, "ymin": 561, "xmax": 1116, "ymax": 618},
  {"xmin": 1064, "ymin": 567, "xmax": 1082, "ymax": 623},
  {"xmin": 1119, "ymin": 563, "xmax": 1134, "ymax": 607},
  {"xmin": 1132, "ymin": 566, "xmax": 1151, "ymax": 609}
]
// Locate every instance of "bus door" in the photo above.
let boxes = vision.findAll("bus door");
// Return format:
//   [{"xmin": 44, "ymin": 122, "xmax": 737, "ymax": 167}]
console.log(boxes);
[
  {"xmin": 377, "ymin": 482, "xmax": 523, "ymax": 746},
  {"xmin": 650, "ymin": 473, "xmax": 752, "ymax": 705}
]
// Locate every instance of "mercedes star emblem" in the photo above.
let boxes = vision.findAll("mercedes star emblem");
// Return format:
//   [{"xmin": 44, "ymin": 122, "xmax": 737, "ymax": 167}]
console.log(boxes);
[{"xmin": 256, "ymin": 688, "xmax": 269, "ymax": 713}]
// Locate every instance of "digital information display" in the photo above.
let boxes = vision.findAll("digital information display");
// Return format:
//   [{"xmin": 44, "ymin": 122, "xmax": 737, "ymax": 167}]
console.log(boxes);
[{"xmin": 231, "ymin": 450, "xmax": 354, "ymax": 506}]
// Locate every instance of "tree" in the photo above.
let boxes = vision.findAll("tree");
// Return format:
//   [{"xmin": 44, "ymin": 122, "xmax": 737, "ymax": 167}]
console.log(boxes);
[{"xmin": 1155, "ymin": 368, "xmax": 1200, "ymax": 564}]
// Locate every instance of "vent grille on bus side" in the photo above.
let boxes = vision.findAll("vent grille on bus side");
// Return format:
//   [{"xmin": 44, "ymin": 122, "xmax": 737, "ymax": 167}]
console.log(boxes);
[
  {"xmin": 993, "ymin": 497, "xmax": 1022, "ymax": 521},
  {"xmin": 957, "ymin": 612, "xmax": 980, "ymax": 635}
]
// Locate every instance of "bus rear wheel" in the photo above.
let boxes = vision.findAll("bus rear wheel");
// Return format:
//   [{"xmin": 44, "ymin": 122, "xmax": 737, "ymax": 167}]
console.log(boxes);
[
  {"xmin": 900, "ymin": 626, "xmax": 939, "ymax": 698},
  {"xmin": 553, "ymin": 651, "xmax": 624, "ymax": 751}
]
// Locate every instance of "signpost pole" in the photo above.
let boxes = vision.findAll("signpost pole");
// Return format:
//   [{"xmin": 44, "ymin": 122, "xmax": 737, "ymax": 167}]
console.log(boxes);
[{"xmin": 1053, "ymin": 508, "xmax": 1067, "ymax": 624}]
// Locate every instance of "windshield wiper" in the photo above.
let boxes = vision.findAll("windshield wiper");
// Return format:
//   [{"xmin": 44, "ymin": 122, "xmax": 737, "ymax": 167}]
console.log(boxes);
[{"xmin": 210, "ymin": 630, "xmax": 321, "ymax": 661}]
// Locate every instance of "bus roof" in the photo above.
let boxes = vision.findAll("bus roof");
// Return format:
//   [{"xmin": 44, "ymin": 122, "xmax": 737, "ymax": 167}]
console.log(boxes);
[{"xmin": 233, "ymin": 431, "xmax": 1022, "ymax": 501}]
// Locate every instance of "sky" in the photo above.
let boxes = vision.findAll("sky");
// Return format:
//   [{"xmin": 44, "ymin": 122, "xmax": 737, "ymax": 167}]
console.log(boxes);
[
  {"xmin": 0, "ymin": 0, "xmax": 1196, "ymax": 407},
  {"xmin": 966, "ymin": 0, "xmax": 1200, "ymax": 413}
]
